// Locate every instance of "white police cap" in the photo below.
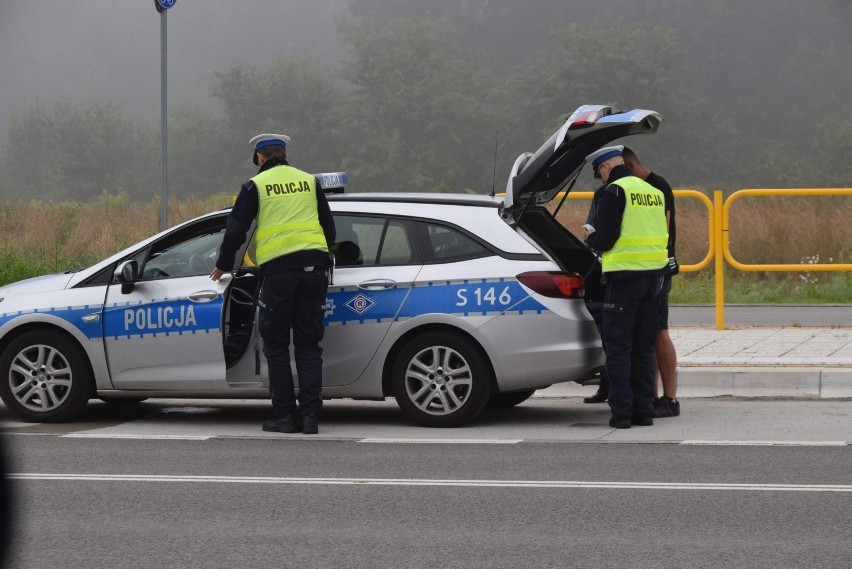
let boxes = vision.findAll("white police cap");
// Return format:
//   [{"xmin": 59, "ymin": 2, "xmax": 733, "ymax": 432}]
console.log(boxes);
[
  {"xmin": 250, "ymin": 133, "xmax": 290, "ymax": 165},
  {"xmin": 250, "ymin": 133, "xmax": 290, "ymax": 151},
  {"xmin": 585, "ymin": 145, "xmax": 624, "ymax": 169}
]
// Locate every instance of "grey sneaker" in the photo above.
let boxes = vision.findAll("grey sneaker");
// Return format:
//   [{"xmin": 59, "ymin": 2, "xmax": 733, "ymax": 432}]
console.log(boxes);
[{"xmin": 653, "ymin": 397, "xmax": 680, "ymax": 418}]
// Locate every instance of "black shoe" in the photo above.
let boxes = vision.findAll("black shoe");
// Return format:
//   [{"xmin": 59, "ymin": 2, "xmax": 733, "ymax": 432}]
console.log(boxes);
[
  {"xmin": 609, "ymin": 417, "xmax": 631, "ymax": 429},
  {"xmin": 583, "ymin": 390, "xmax": 608, "ymax": 404},
  {"xmin": 302, "ymin": 413, "xmax": 319, "ymax": 435},
  {"xmin": 632, "ymin": 416, "xmax": 654, "ymax": 426},
  {"xmin": 262, "ymin": 414, "xmax": 301, "ymax": 433},
  {"xmin": 653, "ymin": 397, "xmax": 680, "ymax": 418}
]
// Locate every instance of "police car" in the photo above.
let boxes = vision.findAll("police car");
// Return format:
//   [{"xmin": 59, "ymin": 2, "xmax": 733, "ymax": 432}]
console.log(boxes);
[{"xmin": 0, "ymin": 105, "xmax": 662, "ymax": 427}]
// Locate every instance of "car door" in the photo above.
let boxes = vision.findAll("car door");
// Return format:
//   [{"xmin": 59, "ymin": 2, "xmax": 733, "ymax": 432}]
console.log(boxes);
[
  {"xmin": 102, "ymin": 217, "xmax": 231, "ymax": 390},
  {"xmin": 320, "ymin": 214, "xmax": 421, "ymax": 387}
]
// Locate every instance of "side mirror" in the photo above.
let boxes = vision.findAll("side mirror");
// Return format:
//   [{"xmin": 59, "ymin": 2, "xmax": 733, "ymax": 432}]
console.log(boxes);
[{"xmin": 115, "ymin": 260, "xmax": 139, "ymax": 294}]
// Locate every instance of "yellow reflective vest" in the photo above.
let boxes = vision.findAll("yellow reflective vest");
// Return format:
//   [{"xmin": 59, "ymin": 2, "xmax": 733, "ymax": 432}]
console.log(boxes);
[
  {"xmin": 252, "ymin": 165, "xmax": 328, "ymax": 266},
  {"xmin": 601, "ymin": 176, "xmax": 669, "ymax": 274}
]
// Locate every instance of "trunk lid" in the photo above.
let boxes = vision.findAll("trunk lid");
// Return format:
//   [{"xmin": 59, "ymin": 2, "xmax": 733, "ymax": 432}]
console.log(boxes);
[{"xmin": 504, "ymin": 105, "xmax": 663, "ymax": 209}]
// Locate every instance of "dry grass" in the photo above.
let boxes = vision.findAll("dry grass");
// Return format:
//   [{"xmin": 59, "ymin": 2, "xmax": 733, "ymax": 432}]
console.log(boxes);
[
  {"xmin": 0, "ymin": 193, "xmax": 232, "ymax": 270},
  {"xmin": 550, "ymin": 190, "xmax": 851, "ymax": 266},
  {"xmin": 1, "ymin": 191, "xmax": 850, "ymax": 302}
]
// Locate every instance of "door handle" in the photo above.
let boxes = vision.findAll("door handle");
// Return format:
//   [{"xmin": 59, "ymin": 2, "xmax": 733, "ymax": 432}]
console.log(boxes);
[
  {"xmin": 188, "ymin": 290, "xmax": 219, "ymax": 302},
  {"xmin": 357, "ymin": 279, "xmax": 397, "ymax": 291}
]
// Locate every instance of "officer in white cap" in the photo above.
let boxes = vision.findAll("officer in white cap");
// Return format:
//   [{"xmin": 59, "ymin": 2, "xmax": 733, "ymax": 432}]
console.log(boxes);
[
  {"xmin": 583, "ymin": 144, "xmax": 668, "ymax": 429},
  {"xmin": 211, "ymin": 133, "xmax": 336, "ymax": 435}
]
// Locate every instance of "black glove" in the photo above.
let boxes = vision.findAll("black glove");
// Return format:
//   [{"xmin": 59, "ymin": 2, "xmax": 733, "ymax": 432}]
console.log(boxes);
[{"xmin": 666, "ymin": 256, "xmax": 680, "ymax": 276}]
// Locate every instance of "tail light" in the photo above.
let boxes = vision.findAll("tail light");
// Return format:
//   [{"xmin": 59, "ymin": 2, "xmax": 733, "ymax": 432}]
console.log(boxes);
[{"xmin": 516, "ymin": 271, "xmax": 585, "ymax": 299}]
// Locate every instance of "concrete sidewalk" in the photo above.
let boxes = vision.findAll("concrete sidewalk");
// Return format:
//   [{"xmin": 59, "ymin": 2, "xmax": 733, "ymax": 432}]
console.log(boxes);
[{"xmin": 538, "ymin": 327, "xmax": 852, "ymax": 399}]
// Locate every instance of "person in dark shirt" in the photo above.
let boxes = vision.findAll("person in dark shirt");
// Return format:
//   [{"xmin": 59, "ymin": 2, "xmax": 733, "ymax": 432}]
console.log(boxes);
[
  {"xmin": 622, "ymin": 147, "xmax": 680, "ymax": 418},
  {"xmin": 211, "ymin": 133, "xmax": 336, "ymax": 435}
]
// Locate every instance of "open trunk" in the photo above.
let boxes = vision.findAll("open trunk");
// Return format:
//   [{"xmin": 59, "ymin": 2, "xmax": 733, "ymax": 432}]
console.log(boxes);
[
  {"xmin": 504, "ymin": 104, "xmax": 664, "ymax": 303},
  {"xmin": 516, "ymin": 205, "xmax": 605, "ymax": 302}
]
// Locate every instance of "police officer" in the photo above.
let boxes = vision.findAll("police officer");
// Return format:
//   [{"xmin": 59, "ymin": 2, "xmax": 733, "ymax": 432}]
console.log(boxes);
[
  {"xmin": 211, "ymin": 133, "xmax": 336, "ymax": 435},
  {"xmin": 583, "ymin": 145, "xmax": 668, "ymax": 429}
]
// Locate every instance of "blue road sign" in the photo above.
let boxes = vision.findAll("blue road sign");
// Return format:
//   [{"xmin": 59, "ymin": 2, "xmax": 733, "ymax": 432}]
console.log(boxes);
[{"xmin": 157, "ymin": 0, "xmax": 176, "ymax": 10}]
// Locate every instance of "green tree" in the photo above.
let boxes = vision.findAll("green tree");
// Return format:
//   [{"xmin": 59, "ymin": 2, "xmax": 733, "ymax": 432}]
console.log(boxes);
[
  {"xmin": 503, "ymin": 20, "xmax": 726, "ymax": 188},
  {"xmin": 814, "ymin": 117, "xmax": 852, "ymax": 187},
  {"xmin": 0, "ymin": 102, "xmax": 157, "ymax": 201},
  {"xmin": 168, "ymin": 104, "xmax": 237, "ymax": 198},
  {"xmin": 337, "ymin": 17, "xmax": 500, "ymax": 193},
  {"xmin": 210, "ymin": 58, "xmax": 344, "ymax": 178}
]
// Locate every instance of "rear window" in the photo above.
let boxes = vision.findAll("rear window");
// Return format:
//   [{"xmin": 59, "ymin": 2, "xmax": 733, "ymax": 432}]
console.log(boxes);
[
  {"xmin": 423, "ymin": 223, "xmax": 489, "ymax": 262},
  {"xmin": 332, "ymin": 214, "xmax": 415, "ymax": 267}
]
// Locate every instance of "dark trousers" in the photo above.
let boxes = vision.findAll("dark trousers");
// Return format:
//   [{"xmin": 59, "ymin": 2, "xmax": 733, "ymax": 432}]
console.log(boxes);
[
  {"xmin": 601, "ymin": 275, "xmax": 662, "ymax": 422},
  {"xmin": 585, "ymin": 299, "xmax": 610, "ymax": 394},
  {"xmin": 259, "ymin": 267, "xmax": 328, "ymax": 418}
]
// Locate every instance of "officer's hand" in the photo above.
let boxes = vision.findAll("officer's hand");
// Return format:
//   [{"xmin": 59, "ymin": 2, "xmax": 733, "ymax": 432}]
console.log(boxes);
[{"xmin": 210, "ymin": 267, "xmax": 226, "ymax": 281}]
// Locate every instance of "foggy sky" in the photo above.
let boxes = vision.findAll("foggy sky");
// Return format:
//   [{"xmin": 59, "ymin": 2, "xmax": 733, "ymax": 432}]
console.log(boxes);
[
  {"xmin": 0, "ymin": 0, "xmax": 346, "ymax": 132},
  {"xmin": 2, "ymin": 0, "xmax": 851, "ymax": 192}
]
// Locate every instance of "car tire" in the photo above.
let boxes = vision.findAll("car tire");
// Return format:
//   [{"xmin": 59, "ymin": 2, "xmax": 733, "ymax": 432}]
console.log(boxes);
[
  {"xmin": 486, "ymin": 389, "xmax": 536, "ymax": 409},
  {"xmin": 392, "ymin": 331, "xmax": 492, "ymax": 427},
  {"xmin": 0, "ymin": 330, "xmax": 93, "ymax": 423}
]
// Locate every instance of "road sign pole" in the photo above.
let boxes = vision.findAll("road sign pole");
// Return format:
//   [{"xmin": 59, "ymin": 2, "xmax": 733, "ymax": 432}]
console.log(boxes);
[{"xmin": 160, "ymin": 8, "xmax": 168, "ymax": 231}]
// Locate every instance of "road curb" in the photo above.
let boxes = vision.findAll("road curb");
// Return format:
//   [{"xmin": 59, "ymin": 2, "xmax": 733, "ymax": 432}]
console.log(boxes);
[
  {"xmin": 535, "ymin": 367, "xmax": 852, "ymax": 399},
  {"xmin": 677, "ymin": 368, "xmax": 852, "ymax": 398}
]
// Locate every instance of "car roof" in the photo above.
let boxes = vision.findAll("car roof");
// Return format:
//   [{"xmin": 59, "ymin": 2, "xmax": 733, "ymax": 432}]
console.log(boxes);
[
  {"xmin": 329, "ymin": 193, "xmax": 538, "ymax": 254},
  {"xmin": 328, "ymin": 192, "xmax": 503, "ymax": 208}
]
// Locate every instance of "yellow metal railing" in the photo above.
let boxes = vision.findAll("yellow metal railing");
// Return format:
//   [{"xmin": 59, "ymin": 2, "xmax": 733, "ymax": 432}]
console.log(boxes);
[
  {"xmin": 565, "ymin": 187, "xmax": 851, "ymax": 329},
  {"xmin": 714, "ymin": 188, "xmax": 852, "ymax": 329},
  {"xmin": 721, "ymin": 188, "xmax": 852, "ymax": 272}
]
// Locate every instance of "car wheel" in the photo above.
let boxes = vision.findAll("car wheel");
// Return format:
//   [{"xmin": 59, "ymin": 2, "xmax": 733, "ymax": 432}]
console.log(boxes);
[
  {"xmin": 392, "ymin": 331, "xmax": 492, "ymax": 427},
  {"xmin": 98, "ymin": 397, "xmax": 148, "ymax": 405},
  {"xmin": 486, "ymin": 389, "xmax": 536, "ymax": 409},
  {"xmin": 0, "ymin": 330, "xmax": 93, "ymax": 423}
]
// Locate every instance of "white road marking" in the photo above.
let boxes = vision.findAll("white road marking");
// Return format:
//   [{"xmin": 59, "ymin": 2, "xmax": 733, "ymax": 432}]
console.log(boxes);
[
  {"xmin": 358, "ymin": 438, "xmax": 522, "ymax": 444},
  {"xmin": 680, "ymin": 440, "xmax": 848, "ymax": 447},
  {"xmin": 61, "ymin": 434, "xmax": 213, "ymax": 441},
  {"xmin": 6, "ymin": 433, "xmax": 847, "ymax": 446},
  {"xmin": 9, "ymin": 474, "xmax": 852, "ymax": 492}
]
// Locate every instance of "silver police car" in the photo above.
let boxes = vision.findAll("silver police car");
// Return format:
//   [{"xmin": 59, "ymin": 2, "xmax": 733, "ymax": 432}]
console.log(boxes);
[{"xmin": 0, "ymin": 105, "xmax": 661, "ymax": 427}]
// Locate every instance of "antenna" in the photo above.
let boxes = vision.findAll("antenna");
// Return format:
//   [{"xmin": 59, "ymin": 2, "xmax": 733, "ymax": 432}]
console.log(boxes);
[{"xmin": 490, "ymin": 129, "xmax": 499, "ymax": 197}]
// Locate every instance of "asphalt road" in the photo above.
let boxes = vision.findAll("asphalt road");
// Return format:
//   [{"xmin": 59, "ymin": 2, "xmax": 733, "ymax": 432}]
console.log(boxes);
[
  {"xmin": 670, "ymin": 304, "xmax": 852, "ymax": 327},
  {"xmin": 2, "ymin": 398, "xmax": 851, "ymax": 569},
  {"xmin": 4, "ymin": 435, "xmax": 850, "ymax": 569}
]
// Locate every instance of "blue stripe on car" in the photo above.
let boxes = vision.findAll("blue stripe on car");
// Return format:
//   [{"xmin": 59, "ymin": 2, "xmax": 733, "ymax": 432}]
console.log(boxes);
[{"xmin": 324, "ymin": 279, "xmax": 546, "ymax": 326}]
